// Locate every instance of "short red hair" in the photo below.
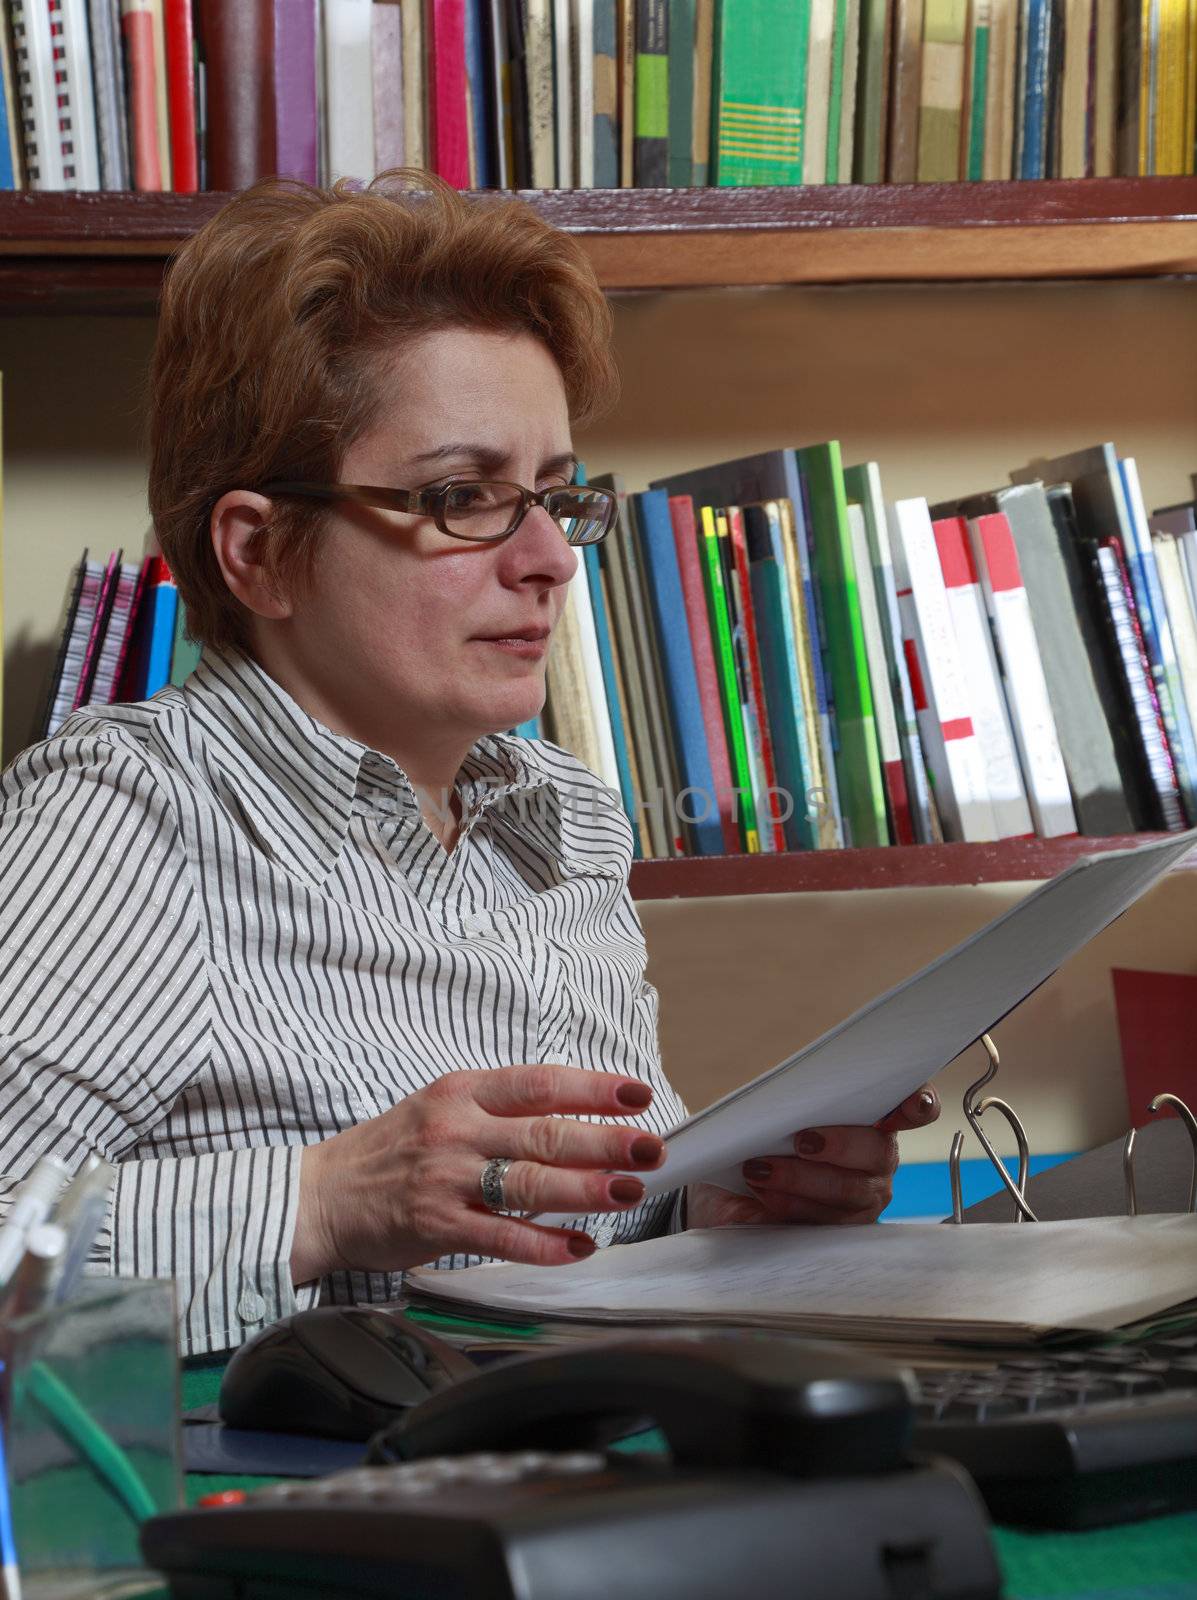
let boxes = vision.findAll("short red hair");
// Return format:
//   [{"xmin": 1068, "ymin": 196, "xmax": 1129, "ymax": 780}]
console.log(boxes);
[{"xmin": 149, "ymin": 170, "xmax": 620, "ymax": 650}]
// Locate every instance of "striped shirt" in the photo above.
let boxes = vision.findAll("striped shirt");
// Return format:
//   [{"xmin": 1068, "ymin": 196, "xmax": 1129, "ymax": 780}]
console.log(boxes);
[{"xmin": 0, "ymin": 647, "xmax": 685, "ymax": 1355}]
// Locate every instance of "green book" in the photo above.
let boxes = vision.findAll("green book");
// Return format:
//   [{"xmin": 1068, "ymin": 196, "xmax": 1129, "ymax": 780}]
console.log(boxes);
[
  {"xmin": 795, "ymin": 443, "xmax": 888, "ymax": 849},
  {"xmin": 712, "ymin": 0, "xmax": 809, "ymax": 185},
  {"xmin": 697, "ymin": 503, "xmax": 760, "ymax": 852},
  {"xmin": 169, "ymin": 603, "xmax": 202, "ymax": 686},
  {"xmin": 964, "ymin": 0, "xmax": 990, "ymax": 180},
  {"xmin": 854, "ymin": 0, "xmax": 891, "ymax": 181},
  {"xmin": 667, "ymin": 0, "xmax": 695, "ymax": 185},
  {"xmin": 824, "ymin": 0, "xmax": 850, "ymax": 181},
  {"xmin": 634, "ymin": 0, "xmax": 670, "ymax": 186},
  {"xmin": 917, "ymin": 0, "xmax": 968, "ymax": 181}
]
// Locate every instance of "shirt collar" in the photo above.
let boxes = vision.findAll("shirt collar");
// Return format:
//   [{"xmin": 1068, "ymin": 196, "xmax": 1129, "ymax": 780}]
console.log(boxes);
[{"xmin": 185, "ymin": 646, "xmax": 566, "ymax": 885}]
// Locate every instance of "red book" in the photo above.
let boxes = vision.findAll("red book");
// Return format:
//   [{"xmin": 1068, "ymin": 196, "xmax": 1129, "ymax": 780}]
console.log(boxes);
[
  {"xmin": 1112, "ymin": 968, "xmax": 1197, "ymax": 1127},
  {"xmin": 163, "ymin": 0, "xmax": 198, "ymax": 190},
  {"xmin": 725, "ymin": 506, "xmax": 787, "ymax": 852},
  {"xmin": 120, "ymin": 0, "xmax": 164, "ymax": 190},
  {"xmin": 667, "ymin": 495, "xmax": 739, "ymax": 854},
  {"xmin": 196, "ymin": 0, "xmax": 276, "ymax": 190},
  {"xmin": 426, "ymin": 0, "xmax": 470, "ymax": 187}
]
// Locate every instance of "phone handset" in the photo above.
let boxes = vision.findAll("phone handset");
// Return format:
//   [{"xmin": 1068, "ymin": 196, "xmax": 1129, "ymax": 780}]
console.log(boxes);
[{"xmin": 369, "ymin": 1331, "xmax": 915, "ymax": 1477}]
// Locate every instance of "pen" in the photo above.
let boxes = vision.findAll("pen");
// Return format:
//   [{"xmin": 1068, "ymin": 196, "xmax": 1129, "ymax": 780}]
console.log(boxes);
[
  {"xmin": 46, "ymin": 1157, "xmax": 115, "ymax": 1306},
  {"xmin": 0, "ymin": 1409, "xmax": 21, "ymax": 1600},
  {"xmin": 0, "ymin": 1159, "xmax": 69, "ymax": 1293},
  {"xmin": 22, "ymin": 1361, "xmax": 157, "ymax": 1525}
]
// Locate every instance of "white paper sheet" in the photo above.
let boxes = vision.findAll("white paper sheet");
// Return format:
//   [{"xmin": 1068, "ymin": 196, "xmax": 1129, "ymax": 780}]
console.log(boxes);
[
  {"xmin": 409, "ymin": 1215, "xmax": 1197, "ymax": 1335},
  {"xmin": 550, "ymin": 830, "xmax": 1195, "ymax": 1214}
]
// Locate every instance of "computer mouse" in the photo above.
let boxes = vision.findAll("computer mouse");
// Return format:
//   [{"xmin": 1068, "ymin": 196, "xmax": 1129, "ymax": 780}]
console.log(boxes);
[{"xmin": 219, "ymin": 1305, "xmax": 479, "ymax": 1442}]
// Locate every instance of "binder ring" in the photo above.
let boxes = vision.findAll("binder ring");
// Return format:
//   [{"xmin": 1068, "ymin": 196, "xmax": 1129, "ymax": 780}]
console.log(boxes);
[
  {"xmin": 1122, "ymin": 1093, "xmax": 1197, "ymax": 1217},
  {"xmin": 949, "ymin": 1033, "xmax": 1038, "ymax": 1223}
]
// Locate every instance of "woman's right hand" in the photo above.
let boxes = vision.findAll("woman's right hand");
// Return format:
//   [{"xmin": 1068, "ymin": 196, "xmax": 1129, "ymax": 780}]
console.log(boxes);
[{"xmin": 291, "ymin": 1064, "xmax": 664, "ymax": 1285}]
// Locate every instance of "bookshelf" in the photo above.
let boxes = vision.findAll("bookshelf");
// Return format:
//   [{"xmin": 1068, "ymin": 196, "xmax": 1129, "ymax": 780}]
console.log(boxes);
[{"xmin": 1, "ymin": 178, "xmax": 1197, "ymax": 311}]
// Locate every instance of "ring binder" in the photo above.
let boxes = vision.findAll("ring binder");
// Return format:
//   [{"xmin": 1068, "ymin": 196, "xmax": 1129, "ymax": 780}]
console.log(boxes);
[
  {"xmin": 1123, "ymin": 1093, "xmax": 1197, "ymax": 1216},
  {"xmin": 949, "ymin": 1034, "xmax": 1037, "ymax": 1223}
]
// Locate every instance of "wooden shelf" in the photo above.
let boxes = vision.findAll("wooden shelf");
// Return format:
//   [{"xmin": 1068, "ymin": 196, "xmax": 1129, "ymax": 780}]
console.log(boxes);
[
  {"xmin": 1, "ymin": 178, "xmax": 1196, "ymax": 311},
  {"xmin": 628, "ymin": 833, "xmax": 1197, "ymax": 899}
]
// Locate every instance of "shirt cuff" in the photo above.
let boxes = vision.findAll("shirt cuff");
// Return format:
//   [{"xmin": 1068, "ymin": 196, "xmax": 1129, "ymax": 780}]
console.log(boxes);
[
  {"xmin": 111, "ymin": 1143, "xmax": 310, "ymax": 1357},
  {"xmin": 667, "ymin": 1186, "xmax": 688, "ymax": 1235}
]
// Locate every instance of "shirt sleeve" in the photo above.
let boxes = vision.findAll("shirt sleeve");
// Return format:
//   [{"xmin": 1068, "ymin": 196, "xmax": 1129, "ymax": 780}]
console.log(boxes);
[{"xmin": 0, "ymin": 732, "xmax": 313, "ymax": 1355}]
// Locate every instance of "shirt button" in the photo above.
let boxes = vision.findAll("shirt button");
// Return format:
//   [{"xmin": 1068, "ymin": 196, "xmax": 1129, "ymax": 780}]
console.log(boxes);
[{"xmin": 237, "ymin": 1290, "xmax": 267, "ymax": 1324}]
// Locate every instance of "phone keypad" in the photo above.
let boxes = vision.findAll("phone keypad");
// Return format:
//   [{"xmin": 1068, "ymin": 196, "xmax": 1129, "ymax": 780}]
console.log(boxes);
[{"xmin": 244, "ymin": 1451, "xmax": 610, "ymax": 1504}]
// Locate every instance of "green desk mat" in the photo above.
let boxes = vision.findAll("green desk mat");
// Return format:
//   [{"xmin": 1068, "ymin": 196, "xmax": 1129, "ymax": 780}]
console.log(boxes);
[{"xmin": 181, "ymin": 1361, "xmax": 1197, "ymax": 1600}]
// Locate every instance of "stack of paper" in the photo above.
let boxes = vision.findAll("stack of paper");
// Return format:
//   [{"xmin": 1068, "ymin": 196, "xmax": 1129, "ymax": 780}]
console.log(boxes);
[{"xmin": 407, "ymin": 1217, "xmax": 1197, "ymax": 1347}]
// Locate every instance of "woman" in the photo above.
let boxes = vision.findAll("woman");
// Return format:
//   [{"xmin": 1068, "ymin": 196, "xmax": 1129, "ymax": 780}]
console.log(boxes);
[{"xmin": 0, "ymin": 173, "xmax": 939, "ymax": 1355}]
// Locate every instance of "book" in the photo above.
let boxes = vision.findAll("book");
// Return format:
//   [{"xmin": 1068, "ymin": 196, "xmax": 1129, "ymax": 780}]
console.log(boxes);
[
  {"xmin": 762, "ymin": 499, "xmax": 821, "ymax": 849},
  {"xmin": 372, "ymin": 0, "xmax": 405, "ymax": 174},
  {"xmin": 426, "ymin": 0, "xmax": 470, "ymax": 186},
  {"xmin": 87, "ymin": 557, "xmax": 141, "ymax": 704},
  {"xmin": 544, "ymin": 568, "xmax": 611, "ymax": 787},
  {"xmin": 142, "ymin": 557, "xmax": 179, "ymax": 696},
  {"xmin": 72, "ymin": 550, "xmax": 122, "ymax": 709},
  {"xmin": 932, "ymin": 515, "xmax": 1032, "ymax": 838},
  {"xmin": 0, "ymin": 8, "xmax": 22, "ymax": 188},
  {"xmin": 981, "ymin": 0, "xmax": 1017, "ymax": 175},
  {"xmin": 887, "ymin": 497, "xmax": 996, "ymax": 843},
  {"xmin": 86, "ymin": 0, "xmax": 129, "ymax": 186},
  {"xmin": 111, "ymin": 555, "xmax": 153, "ymax": 703},
  {"xmin": 552, "ymin": 0, "xmax": 573, "ymax": 186},
  {"xmin": 1015, "ymin": 0, "xmax": 1052, "ymax": 177},
  {"xmin": 1153, "ymin": 534, "xmax": 1197, "ymax": 734},
  {"xmin": 574, "ymin": 0, "xmax": 594, "ymax": 186},
  {"xmin": 916, "ymin": 0, "xmax": 967, "ymax": 181},
  {"xmin": 195, "ymin": 0, "xmax": 272, "ymax": 190},
  {"xmin": 826, "ymin": 0, "xmax": 859, "ymax": 182},
  {"xmin": 525, "ymin": 0, "xmax": 554, "ymax": 185},
  {"xmin": 961, "ymin": 0, "xmax": 989, "ymax": 179},
  {"xmin": 667, "ymin": 495, "xmax": 739, "ymax": 853},
  {"xmin": 854, "ymin": 0, "xmax": 892, "ymax": 179},
  {"xmin": 323, "ymin": 0, "xmax": 374, "ymax": 181},
  {"xmin": 965, "ymin": 513, "xmax": 1077, "ymax": 839},
  {"xmin": 950, "ymin": 481, "xmax": 1136, "ymax": 836},
  {"xmin": 712, "ymin": 0, "xmax": 808, "ymax": 186},
  {"xmin": 617, "ymin": 0, "xmax": 633, "ymax": 186},
  {"xmin": 697, "ymin": 505, "xmax": 760, "ymax": 853},
  {"xmin": 846, "ymin": 503, "xmax": 906, "ymax": 843},
  {"xmin": 274, "ymin": 0, "xmax": 317, "ymax": 185},
  {"xmin": 802, "ymin": 0, "xmax": 835, "ymax": 180},
  {"xmin": 485, "ymin": 0, "xmax": 510, "ymax": 188},
  {"xmin": 1090, "ymin": 0, "xmax": 1118, "ymax": 173},
  {"xmin": 402, "ymin": 0, "xmax": 425, "ymax": 171},
  {"xmin": 632, "ymin": 0, "xmax": 667, "ymax": 185},
  {"xmin": 844, "ymin": 461, "xmax": 935, "ymax": 845},
  {"xmin": 796, "ymin": 443, "xmax": 887, "ymax": 850},
  {"xmin": 635, "ymin": 490, "xmax": 724, "ymax": 855},
  {"xmin": 887, "ymin": 0, "xmax": 924, "ymax": 179},
  {"xmin": 582, "ymin": 542, "xmax": 640, "ymax": 852},
  {"xmin": 40, "ymin": 551, "xmax": 96, "ymax": 738},
  {"xmin": 665, "ymin": 0, "xmax": 693, "ymax": 186},
  {"xmin": 567, "ymin": 547, "xmax": 622, "ymax": 795},
  {"xmin": 1058, "ymin": 0, "xmax": 1094, "ymax": 176},
  {"xmin": 54, "ymin": 0, "xmax": 101, "ymax": 189},
  {"xmin": 590, "ymin": 0, "xmax": 618, "ymax": 188},
  {"xmin": 691, "ymin": 0, "xmax": 714, "ymax": 185},
  {"xmin": 721, "ymin": 506, "xmax": 784, "ymax": 852},
  {"xmin": 163, "ymin": 0, "xmax": 198, "ymax": 189},
  {"xmin": 11, "ymin": 0, "xmax": 65, "ymax": 188},
  {"xmin": 742, "ymin": 506, "xmax": 814, "ymax": 849},
  {"xmin": 169, "ymin": 601, "xmax": 202, "ymax": 685},
  {"xmin": 147, "ymin": 0, "xmax": 171, "ymax": 183}
]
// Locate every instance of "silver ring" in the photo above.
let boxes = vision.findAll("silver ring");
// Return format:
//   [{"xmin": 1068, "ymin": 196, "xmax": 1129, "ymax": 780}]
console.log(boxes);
[{"xmin": 479, "ymin": 1157, "xmax": 514, "ymax": 1213}]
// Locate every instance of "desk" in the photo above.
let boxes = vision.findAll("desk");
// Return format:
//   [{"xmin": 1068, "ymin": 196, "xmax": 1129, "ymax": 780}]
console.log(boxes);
[{"xmin": 175, "ymin": 1360, "xmax": 1197, "ymax": 1600}]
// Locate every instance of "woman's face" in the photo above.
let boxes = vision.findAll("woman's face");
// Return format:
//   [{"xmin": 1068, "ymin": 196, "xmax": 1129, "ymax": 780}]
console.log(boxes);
[{"xmin": 281, "ymin": 325, "xmax": 580, "ymax": 759}]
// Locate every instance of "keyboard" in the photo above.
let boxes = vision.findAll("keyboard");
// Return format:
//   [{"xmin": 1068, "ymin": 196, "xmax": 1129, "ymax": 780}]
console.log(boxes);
[{"xmin": 910, "ymin": 1331, "xmax": 1197, "ymax": 1529}]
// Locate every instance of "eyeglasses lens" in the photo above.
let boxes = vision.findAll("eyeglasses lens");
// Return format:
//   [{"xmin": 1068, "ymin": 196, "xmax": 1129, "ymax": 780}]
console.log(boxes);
[{"xmin": 442, "ymin": 483, "xmax": 611, "ymax": 545}]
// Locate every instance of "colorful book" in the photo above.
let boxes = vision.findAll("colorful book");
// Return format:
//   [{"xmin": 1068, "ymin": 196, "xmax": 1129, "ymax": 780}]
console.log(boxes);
[
  {"xmin": 966, "ymin": 513, "xmax": 1077, "ymax": 839},
  {"xmin": 825, "ymin": 0, "xmax": 859, "ymax": 182},
  {"xmin": 795, "ymin": 443, "xmax": 887, "ymax": 849},
  {"xmin": 617, "ymin": 0, "xmax": 634, "ymax": 186},
  {"xmin": 426, "ymin": 0, "xmax": 470, "ymax": 186},
  {"xmin": 372, "ymin": 0, "xmax": 405, "ymax": 175},
  {"xmin": 667, "ymin": 495, "xmax": 739, "ymax": 852},
  {"xmin": 887, "ymin": 497, "xmax": 997, "ymax": 843},
  {"xmin": 485, "ymin": 0, "xmax": 510, "ymax": 187},
  {"xmin": 163, "ymin": 0, "xmax": 198, "ymax": 189},
  {"xmin": 86, "ymin": 558, "xmax": 142, "ymax": 704},
  {"xmin": 635, "ymin": 490, "xmax": 724, "ymax": 854},
  {"xmin": 962, "ymin": 0, "xmax": 990, "ymax": 179},
  {"xmin": 583, "ymin": 543, "xmax": 641, "ymax": 853},
  {"xmin": 274, "ymin": 0, "xmax": 318, "ymax": 182},
  {"xmin": 73, "ymin": 551, "xmax": 123, "ymax": 709},
  {"xmin": 591, "ymin": 0, "xmax": 619, "ymax": 187},
  {"xmin": 0, "ymin": 5, "xmax": 23, "ymax": 188},
  {"xmin": 55, "ymin": 0, "xmax": 101, "ymax": 189},
  {"xmin": 845, "ymin": 503, "xmax": 905, "ymax": 843},
  {"xmin": 142, "ymin": 558, "xmax": 179, "ymax": 696},
  {"xmin": 762, "ymin": 499, "xmax": 821, "ymax": 849},
  {"xmin": 12, "ymin": 0, "xmax": 66, "ymax": 188},
  {"xmin": 916, "ymin": 0, "xmax": 967, "ymax": 181},
  {"xmin": 698, "ymin": 505, "xmax": 760, "ymax": 852},
  {"xmin": 720, "ymin": 507, "xmax": 781, "ymax": 851},
  {"xmin": 1153, "ymin": 535, "xmax": 1197, "ymax": 740},
  {"xmin": 666, "ymin": 0, "xmax": 694, "ymax": 185},
  {"xmin": 169, "ymin": 601, "xmax": 202, "ymax": 685},
  {"xmin": 112, "ymin": 556, "xmax": 154, "ymax": 703},
  {"xmin": 932, "ymin": 515, "xmax": 1032, "ymax": 838},
  {"xmin": 632, "ymin": 0, "xmax": 667, "ymax": 185},
  {"xmin": 710, "ymin": 0, "xmax": 808, "ymax": 185},
  {"xmin": 41, "ymin": 552, "xmax": 97, "ymax": 738},
  {"xmin": 1015, "ymin": 0, "xmax": 1052, "ymax": 177}
]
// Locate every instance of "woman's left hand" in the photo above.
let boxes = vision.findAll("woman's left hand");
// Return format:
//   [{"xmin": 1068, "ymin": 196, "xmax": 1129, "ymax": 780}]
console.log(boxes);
[{"xmin": 686, "ymin": 1083, "xmax": 942, "ymax": 1230}]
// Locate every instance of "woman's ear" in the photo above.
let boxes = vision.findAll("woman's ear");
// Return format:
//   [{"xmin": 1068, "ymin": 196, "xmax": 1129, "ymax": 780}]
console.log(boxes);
[{"xmin": 210, "ymin": 491, "xmax": 293, "ymax": 622}]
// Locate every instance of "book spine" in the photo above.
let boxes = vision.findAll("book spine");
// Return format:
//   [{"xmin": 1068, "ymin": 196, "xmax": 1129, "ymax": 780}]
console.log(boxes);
[
  {"xmin": 888, "ymin": 498, "xmax": 997, "ymax": 843},
  {"xmin": 969, "ymin": 514, "xmax": 1077, "ymax": 839},
  {"xmin": 803, "ymin": 0, "xmax": 834, "ymax": 180},
  {"xmin": 13, "ymin": 0, "xmax": 67, "ymax": 188},
  {"xmin": 690, "ymin": 0, "xmax": 713, "ymax": 184},
  {"xmin": 714, "ymin": 0, "xmax": 808, "ymax": 185},
  {"xmin": 465, "ymin": 0, "xmax": 492, "ymax": 186},
  {"xmin": 544, "ymin": 572, "xmax": 610, "ymax": 785},
  {"xmin": 778, "ymin": 496, "xmax": 840, "ymax": 848},
  {"xmin": 792, "ymin": 469, "xmax": 845, "ymax": 846},
  {"xmin": 162, "ymin": 0, "xmax": 197, "ymax": 188},
  {"xmin": 632, "ymin": 0, "xmax": 667, "ymax": 184},
  {"xmin": 983, "ymin": 0, "xmax": 1017, "ymax": 176},
  {"xmin": 272, "ymin": 0, "xmax": 318, "ymax": 182},
  {"xmin": 427, "ymin": 0, "xmax": 470, "ymax": 185},
  {"xmin": 323, "ymin": 0, "xmax": 374, "ymax": 181},
  {"xmin": 402, "ymin": 0, "xmax": 426, "ymax": 171},
  {"xmin": 748, "ymin": 549, "xmax": 816, "ymax": 851},
  {"xmin": 762, "ymin": 501, "xmax": 819, "ymax": 850},
  {"xmin": 525, "ymin": 0, "xmax": 554, "ymax": 184},
  {"xmin": 666, "ymin": 0, "xmax": 693, "ymax": 185},
  {"xmin": 120, "ymin": 0, "xmax": 164, "ymax": 188},
  {"xmin": 725, "ymin": 507, "xmax": 786, "ymax": 852},
  {"xmin": 87, "ymin": 0, "xmax": 130, "ymax": 187},
  {"xmin": 111, "ymin": 556, "xmax": 153, "ymax": 702},
  {"xmin": 144, "ymin": 560, "xmax": 179, "ymax": 695},
  {"xmin": 196, "ymin": 0, "xmax": 274, "ymax": 189},
  {"xmin": 933, "ymin": 515, "xmax": 1032, "ymax": 837},
  {"xmin": 373, "ymin": 2, "xmax": 405, "ymax": 172},
  {"xmin": 591, "ymin": 0, "xmax": 618, "ymax": 186},
  {"xmin": 626, "ymin": 496, "xmax": 687, "ymax": 854},
  {"xmin": 668, "ymin": 495, "xmax": 740, "ymax": 852},
  {"xmin": 699, "ymin": 504, "xmax": 760, "ymax": 852},
  {"xmin": 48, "ymin": 557, "xmax": 103, "ymax": 735},
  {"xmin": 847, "ymin": 503, "xmax": 906, "ymax": 844},
  {"xmin": 0, "ymin": 22, "xmax": 17, "ymax": 189},
  {"xmin": 617, "ymin": 0, "xmax": 633, "ymax": 184},
  {"xmin": 635, "ymin": 490, "xmax": 724, "ymax": 854},
  {"xmin": 1017, "ymin": 0, "xmax": 1051, "ymax": 176},
  {"xmin": 887, "ymin": 0, "xmax": 924, "ymax": 179},
  {"xmin": 552, "ymin": 0, "xmax": 572, "ymax": 185},
  {"xmin": 56, "ymin": 0, "xmax": 103, "ymax": 189},
  {"xmin": 917, "ymin": 0, "xmax": 967, "ymax": 180},
  {"xmin": 1152, "ymin": 535, "xmax": 1197, "ymax": 757},
  {"xmin": 1097, "ymin": 539, "xmax": 1186, "ymax": 828},
  {"xmin": 574, "ymin": 0, "xmax": 595, "ymax": 186},
  {"xmin": 87, "ymin": 561, "xmax": 141, "ymax": 704},
  {"xmin": 567, "ymin": 552, "xmax": 622, "ymax": 794},
  {"xmin": 854, "ymin": 0, "xmax": 890, "ymax": 179},
  {"xmin": 962, "ymin": 0, "xmax": 990, "ymax": 178},
  {"xmin": 583, "ymin": 542, "xmax": 641, "ymax": 849}
]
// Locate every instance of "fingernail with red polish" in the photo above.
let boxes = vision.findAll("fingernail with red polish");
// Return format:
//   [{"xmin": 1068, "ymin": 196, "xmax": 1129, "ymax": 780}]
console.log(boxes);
[
  {"xmin": 568, "ymin": 1234, "xmax": 596, "ymax": 1259},
  {"xmin": 743, "ymin": 1159, "xmax": 773, "ymax": 1182},
  {"xmin": 630, "ymin": 1135, "xmax": 663, "ymax": 1165},
  {"xmin": 609, "ymin": 1177, "xmax": 645, "ymax": 1203},
  {"xmin": 616, "ymin": 1081, "xmax": 653, "ymax": 1109},
  {"xmin": 917, "ymin": 1090, "xmax": 937, "ymax": 1117},
  {"xmin": 797, "ymin": 1131, "xmax": 826, "ymax": 1156}
]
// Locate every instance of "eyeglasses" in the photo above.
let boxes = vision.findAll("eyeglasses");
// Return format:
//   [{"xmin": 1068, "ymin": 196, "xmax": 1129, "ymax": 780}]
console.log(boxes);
[{"xmin": 261, "ymin": 478, "xmax": 618, "ymax": 547}]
